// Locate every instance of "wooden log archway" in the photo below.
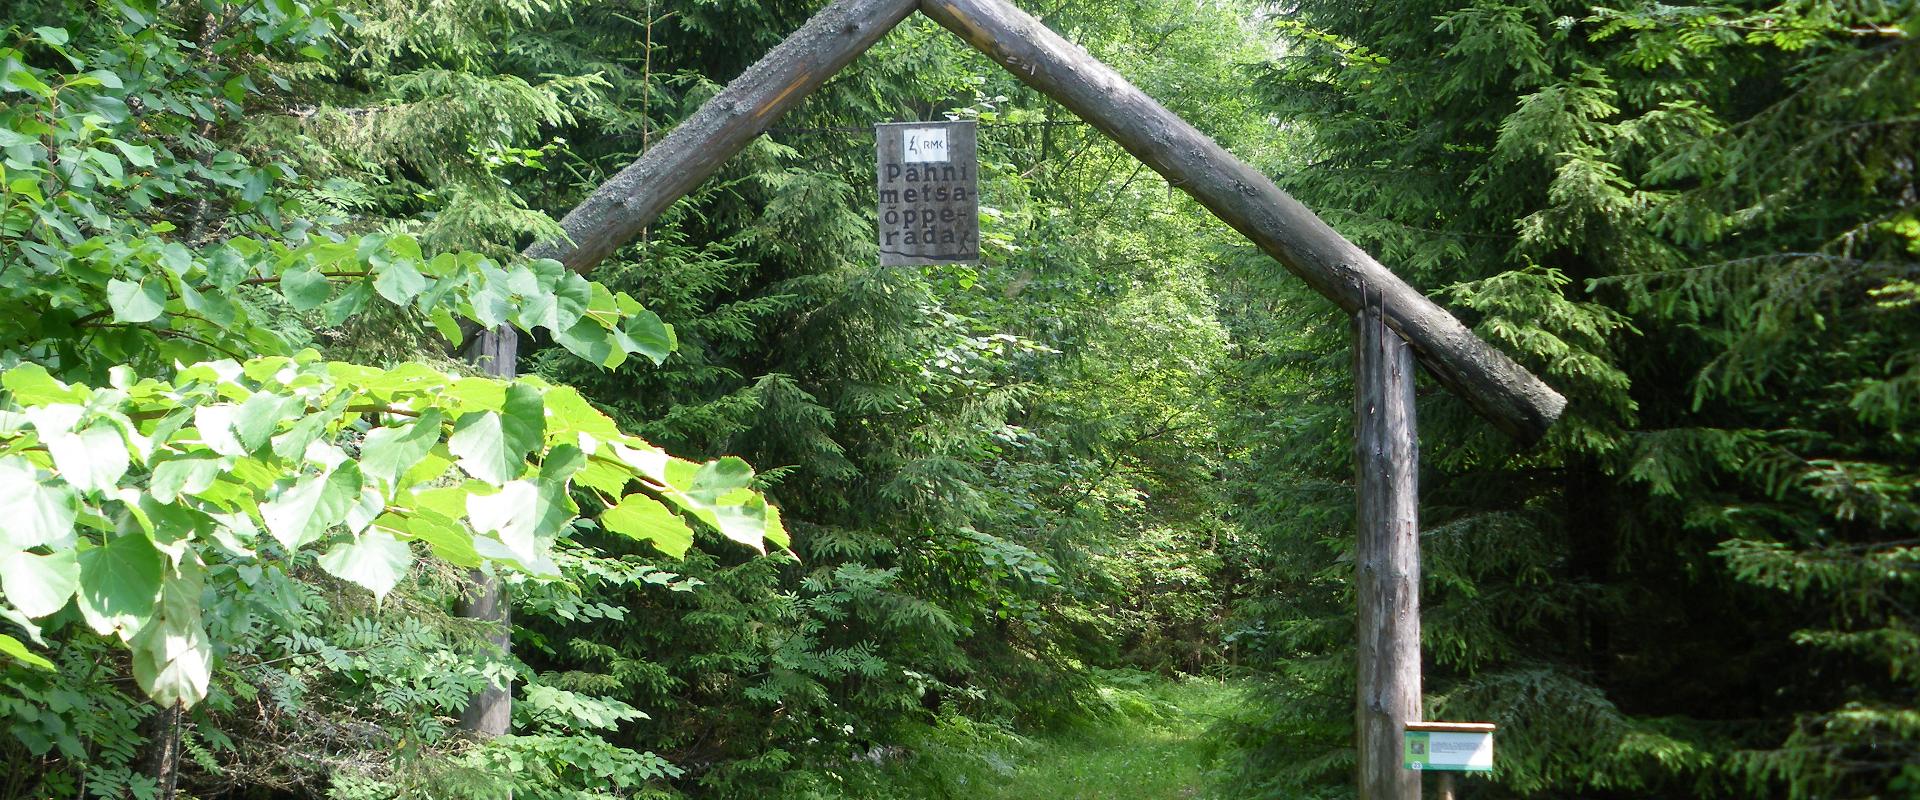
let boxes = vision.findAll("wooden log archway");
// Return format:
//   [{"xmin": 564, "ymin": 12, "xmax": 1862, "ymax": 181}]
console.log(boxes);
[{"xmin": 471, "ymin": 1, "xmax": 1568, "ymax": 796}]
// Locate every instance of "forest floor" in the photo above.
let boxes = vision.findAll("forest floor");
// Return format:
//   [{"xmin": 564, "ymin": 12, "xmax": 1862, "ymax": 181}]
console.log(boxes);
[{"xmin": 857, "ymin": 675, "xmax": 1242, "ymax": 800}]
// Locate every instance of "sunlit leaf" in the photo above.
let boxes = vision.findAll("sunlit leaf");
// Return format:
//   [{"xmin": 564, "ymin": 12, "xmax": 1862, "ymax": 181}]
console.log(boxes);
[
  {"xmin": 318, "ymin": 529, "xmax": 413, "ymax": 600},
  {"xmin": 602, "ymin": 494, "xmax": 695, "ymax": 558},
  {"xmin": 76, "ymin": 533, "xmax": 164, "ymax": 638},
  {"xmin": 0, "ymin": 548, "xmax": 80, "ymax": 618}
]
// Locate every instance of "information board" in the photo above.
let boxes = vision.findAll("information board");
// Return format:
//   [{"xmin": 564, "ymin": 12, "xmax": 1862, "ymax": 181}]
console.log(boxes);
[
  {"xmin": 1404, "ymin": 723, "xmax": 1495, "ymax": 772},
  {"xmin": 876, "ymin": 121, "xmax": 979, "ymax": 266}
]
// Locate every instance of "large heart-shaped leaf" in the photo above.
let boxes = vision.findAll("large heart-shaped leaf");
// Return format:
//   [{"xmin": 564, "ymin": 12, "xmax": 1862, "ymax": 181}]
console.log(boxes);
[
  {"xmin": 76, "ymin": 533, "xmax": 164, "ymax": 638},
  {"xmin": 319, "ymin": 530, "xmax": 413, "ymax": 600},
  {"xmin": 0, "ymin": 548, "xmax": 79, "ymax": 618}
]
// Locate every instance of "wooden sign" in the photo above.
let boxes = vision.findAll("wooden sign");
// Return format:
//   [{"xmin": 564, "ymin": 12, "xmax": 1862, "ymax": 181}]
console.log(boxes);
[
  {"xmin": 876, "ymin": 120, "xmax": 979, "ymax": 266},
  {"xmin": 1403, "ymin": 722, "xmax": 1495, "ymax": 772}
]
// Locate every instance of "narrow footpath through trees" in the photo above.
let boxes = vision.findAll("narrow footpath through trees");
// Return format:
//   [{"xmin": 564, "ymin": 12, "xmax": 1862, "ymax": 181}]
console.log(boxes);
[{"xmin": 861, "ymin": 676, "xmax": 1243, "ymax": 800}]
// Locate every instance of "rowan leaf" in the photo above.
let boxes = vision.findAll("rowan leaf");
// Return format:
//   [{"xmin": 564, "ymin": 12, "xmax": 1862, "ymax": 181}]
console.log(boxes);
[{"xmin": 0, "ymin": 634, "xmax": 52, "ymax": 671}]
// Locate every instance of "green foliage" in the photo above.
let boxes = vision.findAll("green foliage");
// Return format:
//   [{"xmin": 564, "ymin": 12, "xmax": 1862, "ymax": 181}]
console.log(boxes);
[
  {"xmin": 1223, "ymin": 1, "xmax": 1919, "ymax": 798},
  {"xmin": 27, "ymin": 0, "xmax": 1910, "ymax": 798},
  {"xmin": 0, "ymin": 0, "xmax": 786, "ymax": 797},
  {"xmin": 511, "ymin": 1, "xmax": 1272, "ymax": 795},
  {"xmin": 848, "ymin": 675, "xmax": 1241, "ymax": 800},
  {"xmin": 0, "ymin": 333, "xmax": 783, "ymax": 708}
]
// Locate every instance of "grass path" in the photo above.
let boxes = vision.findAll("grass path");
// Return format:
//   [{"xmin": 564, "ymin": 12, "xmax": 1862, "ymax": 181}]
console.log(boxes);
[{"xmin": 860, "ymin": 677, "xmax": 1242, "ymax": 800}]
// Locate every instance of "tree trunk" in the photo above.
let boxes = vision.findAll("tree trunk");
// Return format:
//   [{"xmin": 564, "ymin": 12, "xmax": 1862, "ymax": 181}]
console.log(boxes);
[
  {"xmin": 133, "ymin": 702, "xmax": 183, "ymax": 800},
  {"xmin": 918, "ymin": 0, "xmax": 1564, "ymax": 446},
  {"xmin": 1355, "ymin": 296, "xmax": 1422, "ymax": 800}
]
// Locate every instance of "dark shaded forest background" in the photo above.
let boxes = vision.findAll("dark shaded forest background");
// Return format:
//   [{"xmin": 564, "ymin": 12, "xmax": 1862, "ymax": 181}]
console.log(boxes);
[{"xmin": 0, "ymin": 0, "xmax": 1914, "ymax": 798}]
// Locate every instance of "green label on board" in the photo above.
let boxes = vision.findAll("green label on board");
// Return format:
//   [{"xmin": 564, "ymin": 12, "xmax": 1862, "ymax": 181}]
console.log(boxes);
[{"xmin": 1404, "ymin": 730, "xmax": 1495, "ymax": 772}]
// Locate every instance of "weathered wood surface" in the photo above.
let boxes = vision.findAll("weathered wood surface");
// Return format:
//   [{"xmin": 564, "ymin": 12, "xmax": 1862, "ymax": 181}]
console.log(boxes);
[
  {"xmin": 1355, "ymin": 297, "xmax": 1422, "ymax": 800},
  {"xmin": 457, "ymin": 326, "xmax": 517, "ymax": 737},
  {"xmin": 459, "ymin": 0, "xmax": 923, "ymax": 740},
  {"xmin": 919, "ymin": 0, "xmax": 1565, "ymax": 445},
  {"xmin": 522, "ymin": 0, "xmax": 919, "ymax": 272},
  {"xmin": 456, "ymin": 569, "xmax": 514, "ymax": 735}
]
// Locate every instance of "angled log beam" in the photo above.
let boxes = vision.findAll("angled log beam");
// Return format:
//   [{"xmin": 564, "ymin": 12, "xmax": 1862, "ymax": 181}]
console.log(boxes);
[
  {"xmin": 919, "ymin": 0, "xmax": 1566, "ymax": 445},
  {"xmin": 461, "ymin": 3, "xmax": 917, "ymax": 727},
  {"xmin": 522, "ymin": 0, "xmax": 920, "ymax": 272}
]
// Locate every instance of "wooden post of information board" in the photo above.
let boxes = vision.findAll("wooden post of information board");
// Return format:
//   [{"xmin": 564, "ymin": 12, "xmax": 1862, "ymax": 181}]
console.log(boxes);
[{"xmin": 1355, "ymin": 293, "xmax": 1422, "ymax": 800}]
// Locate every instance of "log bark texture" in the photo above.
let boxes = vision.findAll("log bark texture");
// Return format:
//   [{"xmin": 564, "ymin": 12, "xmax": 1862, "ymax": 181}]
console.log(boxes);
[
  {"xmin": 522, "ymin": 0, "xmax": 919, "ymax": 272},
  {"xmin": 457, "ymin": 0, "xmax": 921, "ymax": 743},
  {"xmin": 919, "ymin": 0, "xmax": 1564, "ymax": 445},
  {"xmin": 456, "ymin": 568, "xmax": 513, "ymax": 735},
  {"xmin": 457, "ymin": 326, "xmax": 518, "ymax": 738},
  {"xmin": 1355, "ymin": 297, "xmax": 1423, "ymax": 800}
]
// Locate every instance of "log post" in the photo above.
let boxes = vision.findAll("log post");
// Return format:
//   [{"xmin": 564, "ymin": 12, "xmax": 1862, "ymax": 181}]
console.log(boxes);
[
  {"xmin": 918, "ymin": 0, "xmax": 1564, "ymax": 446},
  {"xmin": 1355, "ymin": 295, "xmax": 1421, "ymax": 800},
  {"xmin": 456, "ymin": 326, "xmax": 517, "ymax": 738},
  {"xmin": 456, "ymin": 0, "xmax": 921, "ymax": 746}
]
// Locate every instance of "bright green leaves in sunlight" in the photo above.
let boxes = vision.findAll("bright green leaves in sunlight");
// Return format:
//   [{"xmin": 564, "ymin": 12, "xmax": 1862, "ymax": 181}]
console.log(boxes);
[
  {"xmin": 449, "ymin": 384, "xmax": 546, "ymax": 484},
  {"xmin": 0, "ymin": 354, "xmax": 786, "ymax": 707},
  {"xmin": 0, "ymin": 22, "xmax": 672, "ymax": 378},
  {"xmin": 318, "ymin": 530, "xmax": 414, "ymax": 601},
  {"xmin": 262, "ymin": 464, "xmax": 362, "ymax": 552},
  {"xmin": 0, "ymin": 458, "xmax": 78, "ymax": 550},
  {"xmin": 602, "ymin": 495, "xmax": 695, "ymax": 559},
  {"xmin": 74, "ymin": 531, "xmax": 163, "ymax": 639},
  {"xmin": 0, "ymin": 549, "xmax": 78, "ymax": 619}
]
